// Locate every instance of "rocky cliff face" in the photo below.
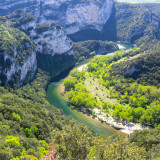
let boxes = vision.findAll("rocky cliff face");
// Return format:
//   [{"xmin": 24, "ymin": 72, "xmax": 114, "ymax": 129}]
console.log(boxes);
[
  {"xmin": 34, "ymin": 24, "xmax": 73, "ymax": 56},
  {"xmin": 0, "ymin": 8, "xmax": 74, "ymax": 86},
  {"xmin": 0, "ymin": 23, "xmax": 37, "ymax": 86},
  {"xmin": 1, "ymin": 9, "xmax": 74, "ymax": 78},
  {"xmin": 0, "ymin": 0, "xmax": 114, "ymax": 35},
  {"xmin": 6, "ymin": 10, "xmax": 73, "ymax": 56}
]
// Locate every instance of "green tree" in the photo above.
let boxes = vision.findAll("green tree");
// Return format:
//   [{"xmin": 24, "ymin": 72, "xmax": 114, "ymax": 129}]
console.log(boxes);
[{"xmin": 25, "ymin": 128, "xmax": 31, "ymax": 137}]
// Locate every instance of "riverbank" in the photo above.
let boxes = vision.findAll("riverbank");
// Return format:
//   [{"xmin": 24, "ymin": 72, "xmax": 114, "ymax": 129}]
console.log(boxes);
[
  {"xmin": 75, "ymin": 63, "xmax": 152, "ymax": 135},
  {"xmin": 92, "ymin": 108, "xmax": 151, "ymax": 135},
  {"xmin": 117, "ymin": 44, "xmax": 126, "ymax": 50},
  {"xmin": 47, "ymin": 42, "xmax": 137, "ymax": 136},
  {"xmin": 60, "ymin": 80, "xmax": 150, "ymax": 135},
  {"xmin": 58, "ymin": 82, "xmax": 127, "ymax": 136},
  {"xmin": 48, "ymin": 81, "xmax": 122, "ymax": 137}
]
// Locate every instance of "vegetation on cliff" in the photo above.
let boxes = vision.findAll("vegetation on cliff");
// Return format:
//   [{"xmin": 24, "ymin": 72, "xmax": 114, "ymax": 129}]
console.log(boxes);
[
  {"xmin": 73, "ymin": 40, "xmax": 118, "ymax": 62},
  {"xmin": 0, "ymin": 23, "xmax": 34, "ymax": 65},
  {"xmin": 115, "ymin": 3, "xmax": 157, "ymax": 43},
  {"xmin": 37, "ymin": 40, "xmax": 118, "ymax": 78},
  {"xmin": 1, "ymin": 3, "xmax": 160, "ymax": 160}
]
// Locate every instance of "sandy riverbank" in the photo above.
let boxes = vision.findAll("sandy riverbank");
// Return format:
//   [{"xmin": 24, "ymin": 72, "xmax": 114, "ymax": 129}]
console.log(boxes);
[
  {"xmin": 92, "ymin": 108, "xmax": 151, "ymax": 134},
  {"xmin": 77, "ymin": 64, "xmax": 87, "ymax": 71},
  {"xmin": 118, "ymin": 44, "xmax": 126, "ymax": 50}
]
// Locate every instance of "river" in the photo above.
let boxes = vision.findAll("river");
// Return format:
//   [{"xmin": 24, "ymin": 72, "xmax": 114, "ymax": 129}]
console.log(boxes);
[{"xmin": 47, "ymin": 42, "xmax": 134, "ymax": 137}]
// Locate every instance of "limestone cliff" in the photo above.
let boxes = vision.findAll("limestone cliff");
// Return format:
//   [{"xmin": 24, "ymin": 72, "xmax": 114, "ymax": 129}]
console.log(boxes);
[
  {"xmin": 1, "ymin": 9, "xmax": 74, "ymax": 78},
  {"xmin": 0, "ymin": 23, "xmax": 37, "ymax": 86},
  {"xmin": 6, "ymin": 9, "xmax": 73, "ymax": 56},
  {"xmin": 0, "ymin": 0, "xmax": 114, "ymax": 35}
]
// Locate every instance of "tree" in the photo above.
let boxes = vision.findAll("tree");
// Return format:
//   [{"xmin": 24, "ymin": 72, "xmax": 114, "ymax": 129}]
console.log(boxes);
[
  {"xmin": 5, "ymin": 135, "xmax": 20, "ymax": 147},
  {"xmin": 63, "ymin": 78, "xmax": 76, "ymax": 91},
  {"xmin": 25, "ymin": 128, "xmax": 31, "ymax": 137},
  {"xmin": 31, "ymin": 126, "xmax": 39, "ymax": 138}
]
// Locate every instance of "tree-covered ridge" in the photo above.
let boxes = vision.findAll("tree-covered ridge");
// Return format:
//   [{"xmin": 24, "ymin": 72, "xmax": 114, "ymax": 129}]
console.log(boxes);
[
  {"xmin": 87, "ymin": 48, "xmax": 160, "ymax": 128},
  {"xmin": 0, "ymin": 22, "xmax": 34, "ymax": 65},
  {"xmin": 130, "ymin": 129, "xmax": 160, "ymax": 158},
  {"xmin": 73, "ymin": 40, "xmax": 118, "ymax": 62},
  {"xmin": 8, "ymin": 9, "xmax": 36, "ymax": 26},
  {"xmin": 36, "ymin": 23, "xmax": 62, "ymax": 34},
  {"xmin": 111, "ymin": 42, "xmax": 160, "ymax": 86},
  {"xmin": 144, "ymin": 3, "xmax": 160, "ymax": 16},
  {"xmin": 115, "ymin": 3, "xmax": 157, "ymax": 43}
]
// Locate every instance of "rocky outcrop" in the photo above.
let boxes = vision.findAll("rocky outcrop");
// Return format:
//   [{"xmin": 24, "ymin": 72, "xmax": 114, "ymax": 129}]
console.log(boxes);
[
  {"xmin": 34, "ymin": 24, "xmax": 73, "ymax": 56},
  {"xmin": 2, "ymin": 50, "xmax": 37, "ymax": 86},
  {"xmin": 0, "ymin": 9, "xmax": 74, "ymax": 85},
  {"xmin": 0, "ymin": 0, "xmax": 114, "ymax": 35},
  {"xmin": 6, "ymin": 10, "xmax": 73, "ymax": 56},
  {"xmin": 0, "ymin": 24, "xmax": 37, "ymax": 86},
  {"xmin": 123, "ymin": 65, "xmax": 139, "ymax": 76},
  {"xmin": 0, "ymin": 9, "xmax": 74, "ymax": 79}
]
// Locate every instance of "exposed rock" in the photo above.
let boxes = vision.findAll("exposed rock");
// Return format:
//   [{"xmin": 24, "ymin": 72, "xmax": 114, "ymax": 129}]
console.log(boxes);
[
  {"xmin": 6, "ymin": 10, "xmax": 73, "ymax": 56},
  {"xmin": 0, "ymin": 9, "xmax": 74, "ymax": 78},
  {"xmin": 0, "ymin": 0, "xmax": 114, "ymax": 35},
  {"xmin": 123, "ymin": 65, "xmax": 139, "ymax": 76},
  {"xmin": 0, "ymin": 23, "xmax": 37, "ymax": 86},
  {"xmin": 34, "ymin": 24, "xmax": 73, "ymax": 56}
]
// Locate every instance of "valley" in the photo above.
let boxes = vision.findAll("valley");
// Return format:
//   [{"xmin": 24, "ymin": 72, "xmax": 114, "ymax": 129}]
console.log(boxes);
[
  {"xmin": 0, "ymin": 0, "xmax": 160, "ymax": 159},
  {"xmin": 47, "ymin": 43, "xmax": 134, "ymax": 137}
]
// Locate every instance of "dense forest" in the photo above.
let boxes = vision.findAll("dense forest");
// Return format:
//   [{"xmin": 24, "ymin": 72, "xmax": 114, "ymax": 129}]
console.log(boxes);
[
  {"xmin": 0, "ymin": 69, "xmax": 159, "ymax": 159},
  {"xmin": 73, "ymin": 40, "xmax": 118, "ymax": 62}
]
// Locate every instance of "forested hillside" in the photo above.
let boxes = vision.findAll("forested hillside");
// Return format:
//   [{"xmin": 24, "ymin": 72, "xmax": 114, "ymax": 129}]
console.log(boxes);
[
  {"xmin": 1, "ymin": 69, "xmax": 159, "ymax": 160},
  {"xmin": 64, "ymin": 40, "xmax": 160, "ymax": 159},
  {"xmin": 115, "ymin": 3, "xmax": 158, "ymax": 43},
  {"xmin": 73, "ymin": 40, "xmax": 118, "ymax": 62}
]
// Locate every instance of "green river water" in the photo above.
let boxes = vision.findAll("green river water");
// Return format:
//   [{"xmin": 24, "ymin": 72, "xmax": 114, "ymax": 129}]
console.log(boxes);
[{"xmin": 47, "ymin": 43, "xmax": 134, "ymax": 137}]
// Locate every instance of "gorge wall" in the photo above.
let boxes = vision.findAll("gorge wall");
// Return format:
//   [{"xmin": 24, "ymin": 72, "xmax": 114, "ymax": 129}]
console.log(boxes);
[
  {"xmin": 115, "ymin": 3, "xmax": 160, "ymax": 44},
  {"xmin": 1, "ymin": 1, "xmax": 160, "ymax": 43},
  {"xmin": 1, "ymin": 0, "xmax": 160, "ymax": 86},
  {"xmin": 7, "ymin": 9, "xmax": 73, "ymax": 56},
  {"xmin": 0, "ymin": 0, "xmax": 114, "ymax": 35},
  {"xmin": 0, "ymin": 0, "xmax": 115, "ymax": 81},
  {"xmin": 2, "ymin": 9, "xmax": 74, "ymax": 78},
  {"xmin": 0, "ymin": 23, "xmax": 37, "ymax": 86}
]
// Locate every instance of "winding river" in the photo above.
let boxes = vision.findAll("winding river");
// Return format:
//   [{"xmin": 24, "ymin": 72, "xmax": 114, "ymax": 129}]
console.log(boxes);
[{"xmin": 47, "ymin": 42, "xmax": 134, "ymax": 137}]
